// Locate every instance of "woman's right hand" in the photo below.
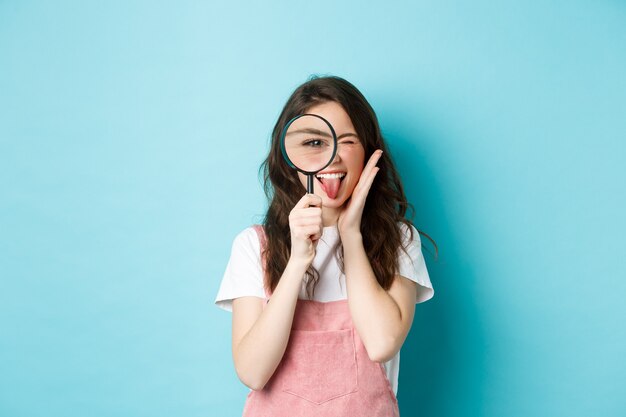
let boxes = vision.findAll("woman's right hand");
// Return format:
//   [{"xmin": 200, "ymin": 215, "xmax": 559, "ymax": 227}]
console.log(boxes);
[{"xmin": 288, "ymin": 193, "xmax": 323, "ymax": 267}]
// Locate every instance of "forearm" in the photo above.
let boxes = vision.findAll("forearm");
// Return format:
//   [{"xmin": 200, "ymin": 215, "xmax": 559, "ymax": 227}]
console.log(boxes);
[
  {"xmin": 234, "ymin": 260, "xmax": 307, "ymax": 390},
  {"xmin": 343, "ymin": 232, "xmax": 403, "ymax": 362}
]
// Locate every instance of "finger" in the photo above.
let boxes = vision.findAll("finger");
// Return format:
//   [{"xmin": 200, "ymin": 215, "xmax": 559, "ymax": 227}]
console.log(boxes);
[
  {"xmin": 291, "ymin": 210, "xmax": 322, "ymax": 226},
  {"xmin": 353, "ymin": 167, "xmax": 380, "ymax": 202},
  {"xmin": 366, "ymin": 167, "xmax": 380, "ymax": 188},
  {"xmin": 295, "ymin": 219, "xmax": 323, "ymax": 231},
  {"xmin": 294, "ymin": 193, "xmax": 322, "ymax": 209},
  {"xmin": 353, "ymin": 150, "xmax": 383, "ymax": 192},
  {"xmin": 362, "ymin": 149, "xmax": 383, "ymax": 176},
  {"xmin": 293, "ymin": 224, "xmax": 320, "ymax": 239},
  {"xmin": 291, "ymin": 215, "xmax": 323, "ymax": 231},
  {"xmin": 302, "ymin": 207, "xmax": 322, "ymax": 218},
  {"xmin": 362, "ymin": 167, "xmax": 380, "ymax": 192},
  {"xmin": 305, "ymin": 225, "xmax": 322, "ymax": 240}
]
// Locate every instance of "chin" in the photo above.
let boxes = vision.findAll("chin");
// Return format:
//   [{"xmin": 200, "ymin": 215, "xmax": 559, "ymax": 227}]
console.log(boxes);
[{"xmin": 321, "ymin": 197, "xmax": 346, "ymax": 208}]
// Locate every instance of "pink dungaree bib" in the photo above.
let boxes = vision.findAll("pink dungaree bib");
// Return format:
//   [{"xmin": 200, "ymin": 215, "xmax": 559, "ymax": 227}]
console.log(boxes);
[{"xmin": 241, "ymin": 225, "xmax": 400, "ymax": 417}]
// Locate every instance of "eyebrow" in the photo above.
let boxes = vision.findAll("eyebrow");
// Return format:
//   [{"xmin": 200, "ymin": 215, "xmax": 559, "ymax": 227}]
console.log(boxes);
[
  {"xmin": 285, "ymin": 128, "xmax": 359, "ymax": 140},
  {"xmin": 285, "ymin": 128, "xmax": 332, "ymax": 138},
  {"xmin": 337, "ymin": 133, "xmax": 359, "ymax": 140}
]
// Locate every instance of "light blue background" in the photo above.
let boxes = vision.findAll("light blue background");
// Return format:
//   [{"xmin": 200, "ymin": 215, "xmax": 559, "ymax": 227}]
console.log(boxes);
[{"xmin": 1, "ymin": 1, "xmax": 624, "ymax": 416}]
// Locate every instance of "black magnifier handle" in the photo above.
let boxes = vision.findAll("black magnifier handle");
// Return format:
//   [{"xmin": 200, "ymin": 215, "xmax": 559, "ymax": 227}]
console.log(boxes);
[{"xmin": 307, "ymin": 174, "xmax": 315, "ymax": 194}]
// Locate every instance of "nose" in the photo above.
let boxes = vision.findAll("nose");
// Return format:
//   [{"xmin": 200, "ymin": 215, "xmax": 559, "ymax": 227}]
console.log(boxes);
[{"xmin": 330, "ymin": 148, "xmax": 342, "ymax": 164}]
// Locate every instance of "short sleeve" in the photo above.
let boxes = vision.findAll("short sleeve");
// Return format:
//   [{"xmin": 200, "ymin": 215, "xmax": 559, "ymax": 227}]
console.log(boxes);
[
  {"xmin": 397, "ymin": 223, "xmax": 434, "ymax": 304},
  {"xmin": 214, "ymin": 227, "xmax": 266, "ymax": 312}
]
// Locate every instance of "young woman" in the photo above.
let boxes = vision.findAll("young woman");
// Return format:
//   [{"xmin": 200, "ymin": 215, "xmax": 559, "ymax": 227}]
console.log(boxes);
[{"xmin": 215, "ymin": 75, "xmax": 436, "ymax": 416}]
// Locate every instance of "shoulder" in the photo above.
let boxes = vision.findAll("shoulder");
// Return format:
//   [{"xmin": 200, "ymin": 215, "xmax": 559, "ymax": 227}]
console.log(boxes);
[
  {"xmin": 394, "ymin": 221, "xmax": 434, "ymax": 303},
  {"xmin": 223, "ymin": 225, "xmax": 265, "ymax": 267},
  {"xmin": 214, "ymin": 226, "xmax": 266, "ymax": 312},
  {"xmin": 397, "ymin": 221, "xmax": 421, "ymax": 247},
  {"xmin": 235, "ymin": 225, "xmax": 261, "ymax": 241},
  {"xmin": 395, "ymin": 221, "xmax": 425, "ymax": 263},
  {"xmin": 231, "ymin": 225, "xmax": 262, "ymax": 252}
]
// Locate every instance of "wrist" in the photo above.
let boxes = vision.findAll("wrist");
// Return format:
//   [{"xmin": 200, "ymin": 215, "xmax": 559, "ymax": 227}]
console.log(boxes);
[
  {"xmin": 287, "ymin": 257, "xmax": 311, "ymax": 274},
  {"xmin": 339, "ymin": 230, "xmax": 362, "ymax": 243}
]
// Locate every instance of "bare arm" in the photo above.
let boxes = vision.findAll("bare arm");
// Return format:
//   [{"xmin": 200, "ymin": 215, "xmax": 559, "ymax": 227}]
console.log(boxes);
[
  {"xmin": 343, "ymin": 231, "xmax": 417, "ymax": 363},
  {"xmin": 232, "ymin": 259, "xmax": 308, "ymax": 391},
  {"xmin": 232, "ymin": 193, "xmax": 323, "ymax": 390},
  {"xmin": 334, "ymin": 149, "xmax": 416, "ymax": 362}
]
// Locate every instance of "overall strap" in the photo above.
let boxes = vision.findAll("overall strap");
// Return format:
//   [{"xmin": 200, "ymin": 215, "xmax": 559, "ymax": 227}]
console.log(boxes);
[{"xmin": 251, "ymin": 224, "xmax": 271, "ymax": 299}]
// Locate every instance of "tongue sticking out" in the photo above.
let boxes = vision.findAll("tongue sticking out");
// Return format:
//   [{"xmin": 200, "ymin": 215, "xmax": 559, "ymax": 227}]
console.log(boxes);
[{"xmin": 318, "ymin": 177, "xmax": 342, "ymax": 199}]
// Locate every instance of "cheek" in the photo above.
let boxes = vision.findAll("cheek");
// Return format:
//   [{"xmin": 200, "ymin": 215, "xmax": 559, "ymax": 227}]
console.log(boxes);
[
  {"xmin": 296, "ymin": 172, "xmax": 307, "ymax": 187},
  {"xmin": 343, "ymin": 147, "xmax": 365, "ymax": 174}
]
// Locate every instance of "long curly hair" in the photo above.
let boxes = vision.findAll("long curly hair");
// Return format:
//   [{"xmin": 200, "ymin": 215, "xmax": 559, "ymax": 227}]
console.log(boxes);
[{"xmin": 259, "ymin": 75, "xmax": 437, "ymax": 297}]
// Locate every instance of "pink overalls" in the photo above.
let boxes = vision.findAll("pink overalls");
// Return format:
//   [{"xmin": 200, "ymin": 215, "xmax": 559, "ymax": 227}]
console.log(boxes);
[{"xmin": 241, "ymin": 225, "xmax": 400, "ymax": 417}]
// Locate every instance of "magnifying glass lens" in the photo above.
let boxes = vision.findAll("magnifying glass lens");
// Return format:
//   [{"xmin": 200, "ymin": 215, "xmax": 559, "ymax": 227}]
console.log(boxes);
[{"xmin": 283, "ymin": 115, "xmax": 336, "ymax": 173}]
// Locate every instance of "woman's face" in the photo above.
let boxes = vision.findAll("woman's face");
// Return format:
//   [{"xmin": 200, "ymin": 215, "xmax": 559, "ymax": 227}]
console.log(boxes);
[{"xmin": 294, "ymin": 101, "xmax": 365, "ymax": 209}]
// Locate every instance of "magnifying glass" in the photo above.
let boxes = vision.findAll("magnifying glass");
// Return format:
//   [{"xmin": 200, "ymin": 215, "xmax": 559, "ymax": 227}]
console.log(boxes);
[{"xmin": 280, "ymin": 114, "xmax": 338, "ymax": 194}]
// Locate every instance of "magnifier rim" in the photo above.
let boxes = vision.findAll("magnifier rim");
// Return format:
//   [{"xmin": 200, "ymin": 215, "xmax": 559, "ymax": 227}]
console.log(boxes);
[{"xmin": 279, "ymin": 113, "xmax": 338, "ymax": 175}]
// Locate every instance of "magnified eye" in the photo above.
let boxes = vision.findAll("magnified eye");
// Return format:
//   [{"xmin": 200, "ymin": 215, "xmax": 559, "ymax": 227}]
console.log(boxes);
[{"xmin": 303, "ymin": 138, "xmax": 328, "ymax": 148}]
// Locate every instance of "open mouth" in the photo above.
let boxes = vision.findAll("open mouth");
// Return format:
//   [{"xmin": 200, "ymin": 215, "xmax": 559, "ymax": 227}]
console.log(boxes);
[
  {"xmin": 315, "ymin": 172, "xmax": 346, "ymax": 181},
  {"xmin": 315, "ymin": 172, "xmax": 346, "ymax": 199}
]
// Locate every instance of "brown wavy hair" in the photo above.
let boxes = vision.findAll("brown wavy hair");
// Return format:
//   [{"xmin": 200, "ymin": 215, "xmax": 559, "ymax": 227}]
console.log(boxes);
[{"xmin": 259, "ymin": 75, "xmax": 437, "ymax": 297}]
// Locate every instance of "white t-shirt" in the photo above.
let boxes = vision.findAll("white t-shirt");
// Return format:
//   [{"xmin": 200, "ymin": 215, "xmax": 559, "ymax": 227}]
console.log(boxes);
[{"xmin": 214, "ymin": 222, "xmax": 434, "ymax": 396}]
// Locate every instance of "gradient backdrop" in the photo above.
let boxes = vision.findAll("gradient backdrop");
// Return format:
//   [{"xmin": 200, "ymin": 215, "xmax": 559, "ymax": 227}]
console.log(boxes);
[{"xmin": 1, "ymin": 1, "xmax": 624, "ymax": 416}]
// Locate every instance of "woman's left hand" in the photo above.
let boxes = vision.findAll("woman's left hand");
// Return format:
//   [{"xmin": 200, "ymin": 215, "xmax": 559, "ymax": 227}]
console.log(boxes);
[{"xmin": 337, "ymin": 149, "xmax": 383, "ymax": 237}]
